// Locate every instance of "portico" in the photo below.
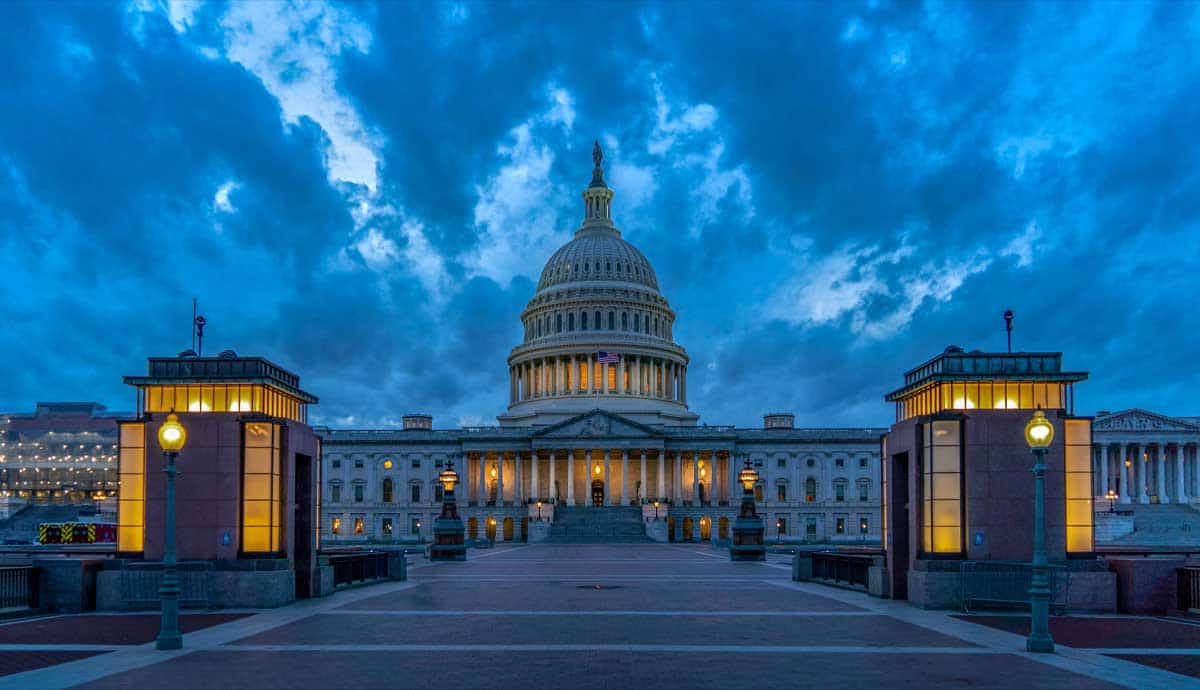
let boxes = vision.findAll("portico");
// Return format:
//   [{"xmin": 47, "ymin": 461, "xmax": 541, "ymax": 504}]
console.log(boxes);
[{"xmin": 1092, "ymin": 409, "xmax": 1200, "ymax": 505}]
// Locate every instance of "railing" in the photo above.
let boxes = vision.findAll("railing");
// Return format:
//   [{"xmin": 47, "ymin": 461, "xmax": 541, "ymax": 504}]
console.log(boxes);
[
  {"xmin": 1179, "ymin": 566, "xmax": 1200, "ymax": 613},
  {"xmin": 328, "ymin": 551, "xmax": 390, "ymax": 587},
  {"xmin": 960, "ymin": 561, "xmax": 1068, "ymax": 613},
  {"xmin": 811, "ymin": 551, "xmax": 874, "ymax": 590},
  {"xmin": 0, "ymin": 566, "xmax": 39, "ymax": 610},
  {"xmin": 119, "ymin": 561, "xmax": 213, "ymax": 610}
]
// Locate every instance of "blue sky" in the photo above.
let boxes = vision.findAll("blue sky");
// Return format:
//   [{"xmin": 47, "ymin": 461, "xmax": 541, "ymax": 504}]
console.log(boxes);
[{"xmin": 1, "ymin": 1, "xmax": 1197, "ymax": 428}]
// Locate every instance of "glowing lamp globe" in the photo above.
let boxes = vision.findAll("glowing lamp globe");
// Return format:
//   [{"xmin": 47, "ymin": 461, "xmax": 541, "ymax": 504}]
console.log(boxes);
[
  {"xmin": 1024, "ymin": 409, "xmax": 1054, "ymax": 449},
  {"xmin": 158, "ymin": 413, "xmax": 187, "ymax": 452},
  {"xmin": 739, "ymin": 464, "xmax": 759, "ymax": 492},
  {"xmin": 438, "ymin": 466, "xmax": 459, "ymax": 492}
]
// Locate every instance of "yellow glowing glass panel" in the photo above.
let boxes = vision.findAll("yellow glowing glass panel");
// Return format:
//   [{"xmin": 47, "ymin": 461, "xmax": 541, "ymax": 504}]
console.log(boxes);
[
  {"xmin": 117, "ymin": 422, "xmax": 145, "ymax": 552},
  {"xmin": 922, "ymin": 420, "xmax": 961, "ymax": 554},
  {"xmin": 142, "ymin": 384, "xmax": 303, "ymax": 422},
  {"xmin": 1063, "ymin": 419, "xmax": 1094, "ymax": 554},
  {"xmin": 242, "ymin": 422, "xmax": 281, "ymax": 554},
  {"xmin": 607, "ymin": 365, "xmax": 616, "ymax": 390},
  {"xmin": 579, "ymin": 362, "xmax": 588, "ymax": 391}
]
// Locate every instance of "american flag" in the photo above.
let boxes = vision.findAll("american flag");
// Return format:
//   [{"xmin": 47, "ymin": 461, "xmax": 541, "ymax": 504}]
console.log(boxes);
[{"xmin": 597, "ymin": 351, "xmax": 620, "ymax": 363}]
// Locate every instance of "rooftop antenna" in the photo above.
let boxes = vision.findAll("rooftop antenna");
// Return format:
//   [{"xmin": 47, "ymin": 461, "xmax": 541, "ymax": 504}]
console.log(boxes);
[
  {"xmin": 191, "ymin": 298, "xmax": 198, "ymax": 352},
  {"xmin": 193, "ymin": 299, "xmax": 207, "ymax": 357},
  {"xmin": 1003, "ymin": 309, "xmax": 1014, "ymax": 353}
]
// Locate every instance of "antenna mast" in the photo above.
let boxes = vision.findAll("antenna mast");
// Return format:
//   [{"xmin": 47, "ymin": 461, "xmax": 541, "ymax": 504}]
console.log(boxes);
[{"xmin": 1004, "ymin": 309, "xmax": 1014, "ymax": 353}]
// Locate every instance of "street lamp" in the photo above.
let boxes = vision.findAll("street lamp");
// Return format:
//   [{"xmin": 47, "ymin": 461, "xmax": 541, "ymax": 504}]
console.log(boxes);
[
  {"xmin": 1024, "ymin": 409, "xmax": 1055, "ymax": 654},
  {"xmin": 731, "ymin": 457, "xmax": 765, "ymax": 561},
  {"xmin": 431, "ymin": 459, "xmax": 465, "ymax": 561},
  {"xmin": 536, "ymin": 500, "xmax": 543, "ymax": 521},
  {"xmin": 156, "ymin": 413, "xmax": 186, "ymax": 651},
  {"xmin": 1105, "ymin": 489, "xmax": 1117, "ymax": 513},
  {"xmin": 653, "ymin": 500, "xmax": 660, "ymax": 520}
]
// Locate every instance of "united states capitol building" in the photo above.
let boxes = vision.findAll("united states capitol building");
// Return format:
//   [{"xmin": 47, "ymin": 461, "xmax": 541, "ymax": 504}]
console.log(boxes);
[{"xmin": 317, "ymin": 145, "xmax": 885, "ymax": 545}]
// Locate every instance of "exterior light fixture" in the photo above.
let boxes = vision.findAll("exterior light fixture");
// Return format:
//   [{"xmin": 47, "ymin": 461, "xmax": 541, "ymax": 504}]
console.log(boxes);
[
  {"xmin": 594, "ymin": 463, "xmax": 601, "ymax": 476},
  {"xmin": 490, "ymin": 465, "xmax": 497, "ymax": 479},
  {"xmin": 155, "ymin": 412, "xmax": 186, "ymax": 651},
  {"xmin": 1024, "ymin": 409, "xmax": 1054, "ymax": 449},
  {"xmin": 158, "ymin": 413, "xmax": 187, "ymax": 452},
  {"xmin": 739, "ymin": 461, "xmax": 759, "ymax": 492},
  {"xmin": 1105, "ymin": 489, "xmax": 1117, "ymax": 513},
  {"xmin": 383, "ymin": 459, "xmax": 393, "ymax": 470},
  {"xmin": 438, "ymin": 465, "xmax": 459, "ymax": 493},
  {"xmin": 1023, "ymin": 408, "xmax": 1054, "ymax": 654}
]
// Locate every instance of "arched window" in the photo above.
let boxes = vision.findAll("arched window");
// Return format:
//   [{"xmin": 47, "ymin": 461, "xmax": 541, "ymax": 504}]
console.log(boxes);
[
  {"xmin": 633, "ymin": 314, "xmax": 640, "ymax": 332},
  {"xmin": 594, "ymin": 311, "xmax": 601, "ymax": 328},
  {"xmin": 608, "ymin": 311, "xmax": 615, "ymax": 330},
  {"xmin": 606, "ymin": 261, "xmax": 611, "ymax": 271},
  {"xmin": 581, "ymin": 312, "xmax": 588, "ymax": 330},
  {"xmin": 556, "ymin": 314, "xmax": 563, "ymax": 333},
  {"xmin": 568, "ymin": 313, "xmax": 575, "ymax": 331},
  {"xmin": 537, "ymin": 321, "xmax": 542, "ymax": 337},
  {"xmin": 622, "ymin": 312, "xmax": 628, "ymax": 330},
  {"xmin": 805, "ymin": 477, "xmax": 817, "ymax": 502},
  {"xmin": 583, "ymin": 262, "xmax": 589, "ymax": 272},
  {"xmin": 654, "ymin": 317, "xmax": 659, "ymax": 336},
  {"xmin": 382, "ymin": 477, "xmax": 393, "ymax": 503}
]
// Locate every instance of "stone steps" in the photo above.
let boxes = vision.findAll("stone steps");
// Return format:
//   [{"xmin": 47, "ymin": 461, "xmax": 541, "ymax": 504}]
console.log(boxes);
[{"xmin": 544, "ymin": 506, "xmax": 652, "ymax": 543}]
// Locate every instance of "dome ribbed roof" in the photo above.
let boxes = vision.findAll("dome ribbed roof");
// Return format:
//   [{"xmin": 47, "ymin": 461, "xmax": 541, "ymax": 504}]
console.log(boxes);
[{"xmin": 536, "ymin": 228, "xmax": 659, "ymax": 292}]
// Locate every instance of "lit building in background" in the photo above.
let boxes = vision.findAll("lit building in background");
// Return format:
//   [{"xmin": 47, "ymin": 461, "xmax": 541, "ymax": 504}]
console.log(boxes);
[
  {"xmin": 0, "ymin": 402, "xmax": 123, "ymax": 507},
  {"xmin": 880, "ymin": 347, "xmax": 1095, "ymax": 605},
  {"xmin": 318, "ymin": 145, "xmax": 885, "ymax": 546}
]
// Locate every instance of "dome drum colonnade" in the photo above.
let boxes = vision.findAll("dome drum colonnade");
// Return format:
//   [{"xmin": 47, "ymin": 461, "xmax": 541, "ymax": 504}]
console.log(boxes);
[{"xmin": 500, "ymin": 142, "xmax": 695, "ymax": 426}]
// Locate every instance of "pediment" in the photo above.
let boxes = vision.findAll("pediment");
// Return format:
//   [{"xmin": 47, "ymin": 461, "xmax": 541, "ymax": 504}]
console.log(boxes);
[
  {"xmin": 1094, "ymin": 409, "xmax": 1200, "ymax": 433},
  {"xmin": 533, "ymin": 410, "xmax": 660, "ymax": 440}
]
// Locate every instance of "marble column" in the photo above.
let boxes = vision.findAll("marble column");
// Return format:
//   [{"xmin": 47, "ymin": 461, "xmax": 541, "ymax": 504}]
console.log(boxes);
[
  {"xmin": 1117, "ymin": 445, "xmax": 1129, "ymax": 503},
  {"xmin": 621, "ymin": 449, "xmax": 628, "ymax": 506},
  {"xmin": 604, "ymin": 450, "xmax": 611, "ymax": 505},
  {"xmin": 657, "ymin": 451, "xmax": 665, "ymax": 501},
  {"xmin": 1176, "ymin": 445, "xmax": 1189, "ymax": 504},
  {"xmin": 673, "ymin": 451, "xmax": 682, "ymax": 503},
  {"xmin": 567, "ymin": 450, "xmax": 576, "ymax": 505},
  {"xmin": 497, "ymin": 451, "xmax": 506, "ymax": 505},
  {"xmin": 692, "ymin": 451, "xmax": 700, "ymax": 504},
  {"xmin": 1155, "ymin": 444, "xmax": 1166, "ymax": 502},
  {"xmin": 1192, "ymin": 445, "xmax": 1200, "ymax": 498},
  {"xmin": 618, "ymin": 357, "xmax": 626, "ymax": 395},
  {"xmin": 478, "ymin": 452, "xmax": 487, "ymax": 505},
  {"xmin": 640, "ymin": 450, "xmax": 647, "ymax": 503},
  {"xmin": 531, "ymin": 450, "xmax": 539, "ymax": 501},
  {"xmin": 549, "ymin": 450, "xmax": 557, "ymax": 503}
]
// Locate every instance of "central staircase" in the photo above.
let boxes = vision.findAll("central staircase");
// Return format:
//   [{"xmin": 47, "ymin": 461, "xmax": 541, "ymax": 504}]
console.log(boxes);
[{"xmin": 545, "ymin": 506, "xmax": 652, "ymax": 543}]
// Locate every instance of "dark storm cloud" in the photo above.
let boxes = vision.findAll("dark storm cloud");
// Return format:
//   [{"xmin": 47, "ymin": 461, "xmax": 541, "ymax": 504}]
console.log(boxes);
[{"xmin": 0, "ymin": 1, "xmax": 1196, "ymax": 428}]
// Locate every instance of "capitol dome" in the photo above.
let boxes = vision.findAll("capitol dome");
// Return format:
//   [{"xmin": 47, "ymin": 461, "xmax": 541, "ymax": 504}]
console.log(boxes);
[{"xmin": 498, "ymin": 142, "xmax": 697, "ymax": 427}]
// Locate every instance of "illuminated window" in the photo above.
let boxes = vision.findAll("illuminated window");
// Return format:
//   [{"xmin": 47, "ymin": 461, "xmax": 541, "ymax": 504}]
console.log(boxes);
[
  {"xmin": 805, "ymin": 478, "xmax": 816, "ymax": 502},
  {"xmin": 142, "ymin": 384, "xmax": 304, "ymax": 422},
  {"xmin": 607, "ymin": 365, "xmax": 616, "ymax": 390},
  {"xmin": 754, "ymin": 483, "xmax": 764, "ymax": 502},
  {"xmin": 859, "ymin": 515, "xmax": 870, "ymax": 534},
  {"xmin": 922, "ymin": 420, "xmax": 962, "ymax": 555},
  {"xmin": 777, "ymin": 484, "xmax": 787, "ymax": 502},
  {"xmin": 382, "ymin": 478, "xmax": 393, "ymax": 503},
  {"xmin": 354, "ymin": 517, "xmax": 364, "ymax": 535},
  {"xmin": 242, "ymin": 422, "xmax": 282, "ymax": 554},
  {"xmin": 836, "ymin": 517, "xmax": 846, "ymax": 534},
  {"xmin": 331, "ymin": 516, "xmax": 341, "ymax": 534},
  {"xmin": 382, "ymin": 518, "xmax": 393, "ymax": 535},
  {"xmin": 1064, "ymin": 419, "xmax": 1095, "ymax": 554},
  {"xmin": 777, "ymin": 516, "xmax": 787, "ymax": 535},
  {"xmin": 579, "ymin": 361, "xmax": 588, "ymax": 391},
  {"xmin": 117, "ymin": 422, "xmax": 145, "ymax": 553}
]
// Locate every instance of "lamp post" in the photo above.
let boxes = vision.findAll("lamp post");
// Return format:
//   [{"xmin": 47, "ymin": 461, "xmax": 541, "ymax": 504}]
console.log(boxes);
[
  {"xmin": 653, "ymin": 500, "xmax": 660, "ymax": 521},
  {"xmin": 430, "ymin": 459, "xmax": 465, "ymax": 561},
  {"xmin": 1024, "ymin": 409, "xmax": 1055, "ymax": 654},
  {"xmin": 156, "ymin": 413, "xmax": 187, "ymax": 651},
  {"xmin": 536, "ymin": 500, "xmax": 543, "ymax": 522},
  {"xmin": 730, "ymin": 457, "xmax": 765, "ymax": 561},
  {"xmin": 1105, "ymin": 489, "xmax": 1117, "ymax": 513}
]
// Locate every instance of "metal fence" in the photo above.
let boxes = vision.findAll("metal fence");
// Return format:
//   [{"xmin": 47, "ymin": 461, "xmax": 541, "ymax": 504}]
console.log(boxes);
[
  {"xmin": 329, "ymin": 551, "xmax": 390, "ymax": 587},
  {"xmin": 1179, "ymin": 566, "xmax": 1200, "ymax": 613},
  {"xmin": 811, "ymin": 552, "xmax": 874, "ymax": 590},
  {"xmin": 960, "ymin": 561, "xmax": 1068, "ymax": 613},
  {"xmin": 0, "ymin": 566, "xmax": 38, "ymax": 610},
  {"xmin": 119, "ymin": 562, "xmax": 213, "ymax": 610}
]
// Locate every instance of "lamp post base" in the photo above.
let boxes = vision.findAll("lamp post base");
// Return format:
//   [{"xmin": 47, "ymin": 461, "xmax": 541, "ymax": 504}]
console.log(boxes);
[
  {"xmin": 1026, "ymin": 634, "xmax": 1054, "ymax": 654},
  {"xmin": 431, "ymin": 516, "xmax": 466, "ymax": 562}
]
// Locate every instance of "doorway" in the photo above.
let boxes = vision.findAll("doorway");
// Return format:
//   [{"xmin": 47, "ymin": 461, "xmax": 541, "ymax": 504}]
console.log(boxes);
[
  {"xmin": 891, "ymin": 452, "xmax": 910, "ymax": 600},
  {"xmin": 293, "ymin": 453, "xmax": 314, "ymax": 599},
  {"xmin": 591, "ymin": 480, "xmax": 605, "ymax": 507},
  {"xmin": 682, "ymin": 517, "xmax": 694, "ymax": 542},
  {"xmin": 520, "ymin": 516, "xmax": 529, "ymax": 543},
  {"xmin": 486, "ymin": 518, "xmax": 497, "ymax": 541},
  {"xmin": 718, "ymin": 516, "xmax": 729, "ymax": 539},
  {"xmin": 467, "ymin": 517, "xmax": 478, "ymax": 540},
  {"xmin": 503, "ymin": 517, "xmax": 514, "ymax": 541},
  {"xmin": 666, "ymin": 517, "xmax": 676, "ymax": 542},
  {"xmin": 699, "ymin": 517, "xmax": 711, "ymax": 541}
]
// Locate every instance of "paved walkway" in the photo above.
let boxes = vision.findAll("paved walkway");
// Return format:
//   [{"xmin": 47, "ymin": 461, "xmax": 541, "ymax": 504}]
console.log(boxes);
[{"xmin": 0, "ymin": 545, "xmax": 1196, "ymax": 688}]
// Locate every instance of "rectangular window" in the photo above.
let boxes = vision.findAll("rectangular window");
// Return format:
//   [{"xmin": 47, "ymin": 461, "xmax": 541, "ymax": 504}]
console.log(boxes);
[
  {"xmin": 777, "ymin": 484, "xmax": 787, "ymax": 502},
  {"xmin": 835, "ymin": 483, "xmax": 845, "ymax": 502},
  {"xmin": 410, "ymin": 515, "xmax": 421, "ymax": 534},
  {"xmin": 859, "ymin": 457, "xmax": 868, "ymax": 468},
  {"xmin": 354, "ymin": 457, "xmax": 364, "ymax": 469},
  {"xmin": 836, "ymin": 457, "xmax": 844, "ymax": 468},
  {"xmin": 117, "ymin": 422, "xmax": 146, "ymax": 553},
  {"xmin": 806, "ymin": 517, "xmax": 817, "ymax": 540},
  {"xmin": 607, "ymin": 364, "xmax": 617, "ymax": 390},
  {"xmin": 411, "ymin": 458, "xmax": 421, "ymax": 469},
  {"xmin": 579, "ymin": 362, "xmax": 588, "ymax": 391},
  {"xmin": 242, "ymin": 422, "xmax": 282, "ymax": 554},
  {"xmin": 411, "ymin": 484, "xmax": 421, "ymax": 503},
  {"xmin": 777, "ymin": 458, "xmax": 787, "ymax": 468},
  {"xmin": 1064, "ymin": 419, "xmax": 1095, "ymax": 554},
  {"xmin": 332, "ymin": 457, "xmax": 341, "ymax": 469},
  {"xmin": 836, "ymin": 517, "xmax": 846, "ymax": 535},
  {"xmin": 776, "ymin": 516, "xmax": 787, "ymax": 535},
  {"xmin": 859, "ymin": 482, "xmax": 869, "ymax": 502},
  {"xmin": 382, "ymin": 517, "xmax": 393, "ymax": 535},
  {"xmin": 331, "ymin": 484, "xmax": 341, "ymax": 503},
  {"xmin": 753, "ymin": 484, "xmax": 764, "ymax": 502},
  {"xmin": 354, "ymin": 517, "xmax": 364, "ymax": 535},
  {"xmin": 354, "ymin": 485, "xmax": 363, "ymax": 502},
  {"xmin": 331, "ymin": 516, "xmax": 341, "ymax": 534},
  {"xmin": 922, "ymin": 419, "xmax": 962, "ymax": 555},
  {"xmin": 859, "ymin": 515, "xmax": 870, "ymax": 535},
  {"xmin": 434, "ymin": 485, "xmax": 444, "ymax": 503}
]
